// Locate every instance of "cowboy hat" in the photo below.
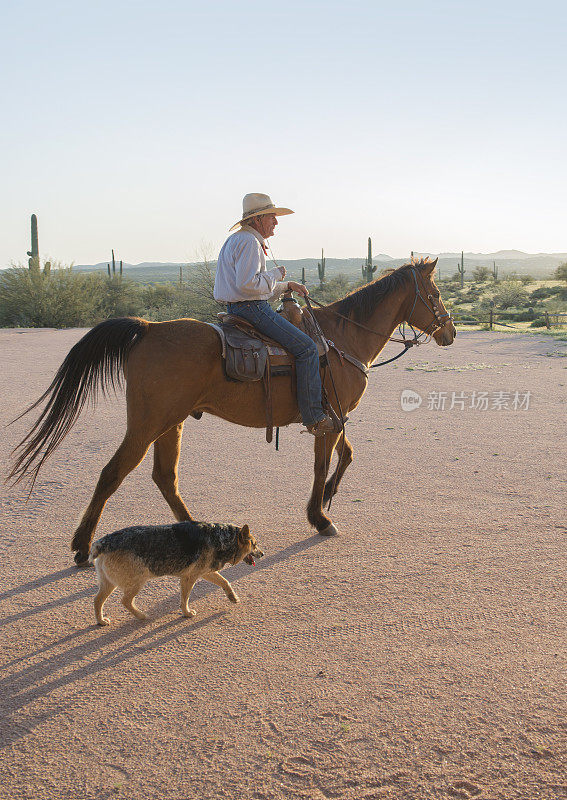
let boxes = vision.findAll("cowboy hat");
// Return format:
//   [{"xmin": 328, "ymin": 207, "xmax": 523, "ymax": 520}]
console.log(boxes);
[{"xmin": 229, "ymin": 193, "xmax": 294, "ymax": 231}]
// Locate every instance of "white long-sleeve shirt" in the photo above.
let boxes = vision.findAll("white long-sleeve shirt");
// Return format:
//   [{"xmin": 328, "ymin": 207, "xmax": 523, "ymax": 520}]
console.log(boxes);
[{"xmin": 213, "ymin": 224, "xmax": 288, "ymax": 302}]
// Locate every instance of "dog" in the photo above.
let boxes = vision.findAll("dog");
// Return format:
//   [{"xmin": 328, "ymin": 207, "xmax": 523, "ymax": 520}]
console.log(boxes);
[{"xmin": 89, "ymin": 521, "xmax": 263, "ymax": 625}]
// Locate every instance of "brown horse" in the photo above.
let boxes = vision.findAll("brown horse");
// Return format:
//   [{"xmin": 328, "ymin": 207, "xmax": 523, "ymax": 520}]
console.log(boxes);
[{"xmin": 8, "ymin": 258, "xmax": 455, "ymax": 565}]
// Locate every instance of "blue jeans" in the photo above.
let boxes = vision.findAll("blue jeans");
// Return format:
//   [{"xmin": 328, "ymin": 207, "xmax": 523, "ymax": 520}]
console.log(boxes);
[{"xmin": 227, "ymin": 300, "xmax": 325, "ymax": 426}]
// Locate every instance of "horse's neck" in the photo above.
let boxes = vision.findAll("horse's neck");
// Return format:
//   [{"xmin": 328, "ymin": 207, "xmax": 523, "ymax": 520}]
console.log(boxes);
[{"xmin": 318, "ymin": 288, "xmax": 407, "ymax": 366}]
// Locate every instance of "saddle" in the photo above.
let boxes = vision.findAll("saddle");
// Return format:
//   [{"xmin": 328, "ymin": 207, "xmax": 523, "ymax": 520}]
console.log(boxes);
[{"xmin": 207, "ymin": 296, "xmax": 328, "ymax": 443}]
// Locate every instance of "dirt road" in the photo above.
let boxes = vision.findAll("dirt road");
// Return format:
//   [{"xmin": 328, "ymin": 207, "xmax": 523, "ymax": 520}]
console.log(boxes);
[{"xmin": 1, "ymin": 328, "xmax": 566, "ymax": 800}]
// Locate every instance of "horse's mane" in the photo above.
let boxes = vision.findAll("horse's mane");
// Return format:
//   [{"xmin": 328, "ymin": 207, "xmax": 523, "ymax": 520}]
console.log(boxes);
[{"xmin": 328, "ymin": 258, "xmax": 432, "ymax": 324}]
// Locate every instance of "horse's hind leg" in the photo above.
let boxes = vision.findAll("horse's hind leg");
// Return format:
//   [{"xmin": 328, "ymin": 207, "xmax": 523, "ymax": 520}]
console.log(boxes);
[
  {"xmin": 323, "ymin": 434, "xmax": 354, "ymax": 504},
  {"xmin": 71, "ymin": 433, "xmax": 152, "ymax": 565},
  {"xmin": 152, "ymin": 423, "xmax": 193, "ymax": 522},
  {"xmin": 307, "ymin": 432, "xmax": 341, "ymax": 536}
]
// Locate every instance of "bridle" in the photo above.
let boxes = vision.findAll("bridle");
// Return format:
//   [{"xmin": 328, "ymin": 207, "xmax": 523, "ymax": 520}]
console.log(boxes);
[
  {"xmin": 404, "ymin": 267, "xmax": 453, "ymax": 341},
  {"xmin": 272, "ymin": 247, "xmax": 454, "ymax": 510},
  {"xmin": 268, "ymin": 237, "xmax": 452, "ymax": 353},
  {"xmin": 305, "ymin": 267, "xmax": 454, "ymax": 372}
]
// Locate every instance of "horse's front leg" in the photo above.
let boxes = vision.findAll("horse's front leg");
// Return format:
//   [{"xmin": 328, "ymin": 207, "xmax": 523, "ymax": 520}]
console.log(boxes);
[
  {"xmin": 323, "ymin": 433, "xmax": 354, "ymax": 505},
  {"xmin": 307, "ymin": 432, "xmax": 341, "ymax": 536}
]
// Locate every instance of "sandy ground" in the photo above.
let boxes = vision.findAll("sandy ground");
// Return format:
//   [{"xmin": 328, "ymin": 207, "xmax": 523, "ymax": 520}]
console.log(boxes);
[{"xmin": 1, "ymin": 327, "xmax": 566, "ymax": 800}]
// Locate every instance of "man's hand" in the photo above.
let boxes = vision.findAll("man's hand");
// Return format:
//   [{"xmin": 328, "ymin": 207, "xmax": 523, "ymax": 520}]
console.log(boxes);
[
  {"xmin": 287, "ymin": 281, "xmax": 309, "ymax": 297},
  {"xmin": 278, "ymin": 265, "xmax": 286, "ymax": 279}
]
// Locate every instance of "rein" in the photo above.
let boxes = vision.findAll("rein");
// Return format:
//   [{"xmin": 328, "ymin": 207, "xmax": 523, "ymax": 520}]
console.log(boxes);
[
  {"xmin": 305, "ymin": 268, "xmax": 453, "ymax": 374},
  {"xmin": 268, "ymin": 240, "xmax": 451, "ymax": 368},
  {"xmin": 269, "ymin": 244, "xmax": 453, "ymax": 511}
]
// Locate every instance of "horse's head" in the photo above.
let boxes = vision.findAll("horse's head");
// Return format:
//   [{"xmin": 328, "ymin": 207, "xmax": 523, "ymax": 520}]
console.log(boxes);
[{"xmin": 406, "ymin": 258, "xmax": 456, "ymax": 346}]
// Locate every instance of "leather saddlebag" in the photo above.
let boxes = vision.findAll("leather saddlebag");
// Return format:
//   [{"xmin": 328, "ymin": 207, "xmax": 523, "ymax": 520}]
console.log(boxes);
[{"xmin": 223, "ymin": 327, "xmax": 268, "ymax": 382}]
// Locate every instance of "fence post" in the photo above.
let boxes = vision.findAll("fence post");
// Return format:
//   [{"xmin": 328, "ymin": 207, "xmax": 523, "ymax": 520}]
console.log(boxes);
[
  {"xmin": 545, "ymin": 311, "xmax": 550, "ymax": 329},
  {"xmin": 489, "ymin": 308, "xmax": 493, "ymax": 330}
]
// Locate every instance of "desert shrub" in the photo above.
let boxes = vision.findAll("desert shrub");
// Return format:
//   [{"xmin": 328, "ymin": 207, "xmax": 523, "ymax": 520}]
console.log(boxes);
[
  {"xmin": 491, "ymin": 280, "xmax": 529, "ymax": 309},
  {"xmin": 0, "ymin": 267, "xmax": 107, "ymax": 327},
  {"xmin": 99, "ymin": 279, "xmax": 143, "ymax": 319},
  {"xmin": 500, "ymin": 309, "xmax": 537, "ymax": 322},
  {"xmin": 310, "ymin": 274, "xmax": 354, "ymax": 305},
  {"xmin": 460, "ymin": 287, "xmax": 483, "ymax": 302},
  {"xmin": 472, "ymin": 265, "xmax": 491, "ymax": 282},
  {"xmin": 182, "ymin": 261, "xmax": 224, "ymax": 321},
  {"xmin": 529, "ymin": 286, "xmax": 560, "ymax": 301},
  {"xmin": 553, "ymin": 262, "xmax": 567, "ymax": 282},
  {"xmin": 0, "ymin": 264, "xmax": 227, "ymax": 328},
  {"xmin": 141, "ymin": 283, "xmax": 180, "ymax": 319}
]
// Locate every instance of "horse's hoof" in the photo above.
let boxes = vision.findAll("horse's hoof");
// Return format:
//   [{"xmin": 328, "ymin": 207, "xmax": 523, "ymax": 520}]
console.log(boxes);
[
  {"xmin": 318, "ymin": 523, "xmax": 339, "ymax": 537},
  {"xmin": 74, "ymin": 552, "xmax": 90, "ymax": 568}
]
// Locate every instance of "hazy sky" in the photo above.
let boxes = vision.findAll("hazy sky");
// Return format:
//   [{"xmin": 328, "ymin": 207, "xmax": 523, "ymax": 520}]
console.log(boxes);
[{"xmin": 2, "ymin": 0, "xmax": 565, "ymax": 266}]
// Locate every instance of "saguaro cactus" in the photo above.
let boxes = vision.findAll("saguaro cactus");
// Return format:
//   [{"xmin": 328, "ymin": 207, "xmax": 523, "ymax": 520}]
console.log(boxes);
[
  {"xmin": 301, "ymin": 266, "xmax": 305, "ymax": 285},
  {"xmin": 362, "ymin": 236, "xmax": 377, "ymax": 283},
  {"xmin": 493, "ymin": 260, "xmax": 498, "ymax": 281},
  {"xmin": 43, "ymin": 261, "xmax": 51, "ymax": 276},
  {"xmin": 107, "ymin": 250, "xmax": 123, "ymax": 281},
  {"xmin": 457, "ymin": 250, "xmax": 465, "ymax": 288},
  {"xmin": 318, "ymin": 249, "xmax": 326, "ymax": 286},
  {"xmin": 27, "ymin": 214, "xmax": 40, "ymax": 273}
]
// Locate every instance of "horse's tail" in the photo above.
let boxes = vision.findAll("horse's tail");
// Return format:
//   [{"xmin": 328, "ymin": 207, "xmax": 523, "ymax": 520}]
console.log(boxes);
[{"xmin": 7, "ymin": 317, "xmax": 149, "ymax": 489}]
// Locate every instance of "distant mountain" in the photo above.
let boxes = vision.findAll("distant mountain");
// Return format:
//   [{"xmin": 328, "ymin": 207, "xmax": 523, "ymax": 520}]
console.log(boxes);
[
  {"xmin": 67, "ymin": 250, "xmax": 565, "ymax": 282},
  {"xmin": 430, "ymin": 250, "xmax": 567, "ymax": 262}
]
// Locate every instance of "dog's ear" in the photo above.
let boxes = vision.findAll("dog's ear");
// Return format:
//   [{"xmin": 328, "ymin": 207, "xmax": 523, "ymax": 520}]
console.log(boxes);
[{"xmin": 238, "ymin": 524, "xmax": 250, "ymax": 545}]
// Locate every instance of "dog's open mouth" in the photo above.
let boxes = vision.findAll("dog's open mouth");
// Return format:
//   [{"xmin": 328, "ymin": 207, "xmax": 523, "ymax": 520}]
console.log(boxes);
[{"xmin": 244, "ymin": 549, "xmax": 263, "ymax": 566}]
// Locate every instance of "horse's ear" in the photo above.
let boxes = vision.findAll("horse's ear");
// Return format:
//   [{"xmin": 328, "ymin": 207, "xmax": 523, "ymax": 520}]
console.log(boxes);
[{"xmin": 424, "ymin": 257, "xmax": 438, "ymax": 274}]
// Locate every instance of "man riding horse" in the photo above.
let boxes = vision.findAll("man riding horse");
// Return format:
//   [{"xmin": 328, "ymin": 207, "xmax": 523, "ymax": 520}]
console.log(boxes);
[{"xmin": 213, "ymin": 193, "xmax": 338, "ymax": 436}]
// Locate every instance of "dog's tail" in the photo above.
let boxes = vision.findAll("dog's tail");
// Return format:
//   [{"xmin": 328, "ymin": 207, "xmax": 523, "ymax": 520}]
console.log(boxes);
[{"xmin": 7, "ymin": 317, "xmax": 149, "ymax": 490}]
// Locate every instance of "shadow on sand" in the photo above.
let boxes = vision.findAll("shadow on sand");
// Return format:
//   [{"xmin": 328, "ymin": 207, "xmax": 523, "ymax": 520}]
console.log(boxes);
[{"xmin": 0, "ymin": 533, "xmax": 324, "ymax": 749}]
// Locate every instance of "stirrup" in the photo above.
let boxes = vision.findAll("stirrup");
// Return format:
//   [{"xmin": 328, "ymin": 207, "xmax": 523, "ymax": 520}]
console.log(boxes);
[
  {"xmin": 304, "ymin": 415, "xmax": 342, "ymax": 437},
  {"xmin": 325, "ymin": 405, "xmax": 348, "ymax": 432}
]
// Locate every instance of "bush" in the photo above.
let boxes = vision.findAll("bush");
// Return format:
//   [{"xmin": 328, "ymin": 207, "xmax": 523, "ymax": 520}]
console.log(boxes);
[
  {"xmin": 492, "ymin": 280, "xmax": 529, "ymax": 309},
  {"xmin": 141, "ymin": 283, "xmax": 180, "ymax": 320},
  {"xmin": 0, "ymin": 264, "xmax": 226, "ymax": 328},
  {"xmin": 472, "ymin": 265, "xmax": 491, "ymax": 282},
  {"xmin": 458, "ymin": 287, "xmax": 483, "ymax": 303},
  {"xmin": 99, "ymin": 279, "xmax": 142, "ymax": 319},
  {"xmin": 0, "ymin": 267, "xmax": 108, "ymax": 327},
  {"xmin": 502, "ymin": 309, "xmax": 537, "ymax": 322},
  {"xmin": 553, "ymin": 262, "xmax": 567, "ymax": 282},
  {"xmin": 529, "ymin": 286, "xmax": 560, "ymax": 301},
  {"xmin": 310, "ymin": 274, "xmax": 354, "ymax": 305}
]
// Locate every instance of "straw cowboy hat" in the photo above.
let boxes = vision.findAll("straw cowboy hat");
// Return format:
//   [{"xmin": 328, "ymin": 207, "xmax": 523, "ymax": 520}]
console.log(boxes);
[{"xmin": 229, "ymin": 193, "xmax": 294, "ymax": 231}]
